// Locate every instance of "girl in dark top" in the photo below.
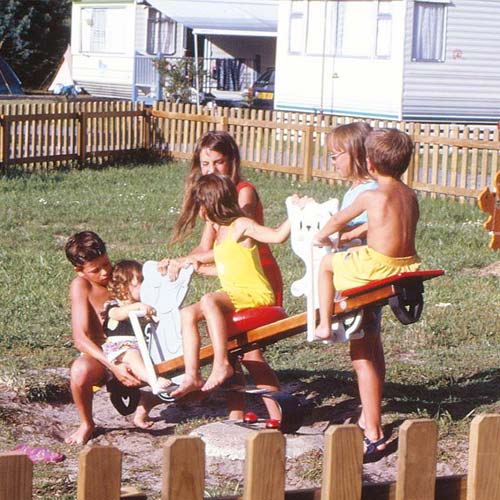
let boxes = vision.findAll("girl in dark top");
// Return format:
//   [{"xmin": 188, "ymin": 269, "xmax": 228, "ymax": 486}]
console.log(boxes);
[{"xmin": 104, "ymin": 260, "xmax": 172, "ymax": 427}]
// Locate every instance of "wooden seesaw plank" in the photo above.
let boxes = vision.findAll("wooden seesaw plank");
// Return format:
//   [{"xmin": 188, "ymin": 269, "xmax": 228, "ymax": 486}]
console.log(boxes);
[{"xmin": 154, "ymin": 270, "xmax": 443, "ymax": 378}]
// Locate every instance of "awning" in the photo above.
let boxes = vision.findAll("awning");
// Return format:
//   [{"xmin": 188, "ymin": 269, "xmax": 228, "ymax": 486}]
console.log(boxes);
[{"xmin": 145, "ymin": 0, "xmax": 278, "ymax": 37}]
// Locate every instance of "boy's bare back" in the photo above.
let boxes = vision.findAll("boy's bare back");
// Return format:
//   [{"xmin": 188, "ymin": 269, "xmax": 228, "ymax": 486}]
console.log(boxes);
[
  {"xmin": 314, "ymin": 127, "xmax": 418, "ymax": 260},
  {"xmin": 363, "ymin": 178, "xmax": 418, "ymax": 258}
]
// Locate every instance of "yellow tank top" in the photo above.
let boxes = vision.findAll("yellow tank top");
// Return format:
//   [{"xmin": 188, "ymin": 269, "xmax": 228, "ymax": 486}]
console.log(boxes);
[{"xmin": 214, "ymin": 224, "xmax": 275, "ymax": 311}]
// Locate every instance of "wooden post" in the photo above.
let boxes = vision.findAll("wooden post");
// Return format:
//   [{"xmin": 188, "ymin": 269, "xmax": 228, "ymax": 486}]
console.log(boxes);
[
  {"xmin": 395, "ymin": 419, "xmax": 438, "ymax": 500},
  {"xmin": 77, "ymin": 446, "xmax": 122, "ymax": 500},
  {"xmin": 405, "ymin": 122, "xmax": 416, "ymax": 188},
  {"xmin": 78, "ymin": 111, "xmax": 87, "ymax": 168},
  {"xmin": 143, "ymin": 107, "xmax": 152, "ymax": 151},
  {"xmin": 467, "ymin": 414, "xmax": 500, "ymax": 500},
  {"xmin": 219, "ymin": 116, "xmax": 229, "ymax": 132},
  {"xmin": 321, "ymin": 424, "xmax": 363, "ymax": 500},
  {"xmin": 243, "ymin": 430, "xmax": 285, "ymax": 500},
  {"xmin": 0, "ymin": 453, "xmax": 32, "ymax": 500},
  {"xmin": 1, "ymin": 115, "xmax": 10, "ymax": 170},
  {"xmin": 302, "ymin": 124, "xmax": 313, "ymax": 182},
  {"xmin": 162, "ymin": 436, "xmax": 204, "ymax": 500}
]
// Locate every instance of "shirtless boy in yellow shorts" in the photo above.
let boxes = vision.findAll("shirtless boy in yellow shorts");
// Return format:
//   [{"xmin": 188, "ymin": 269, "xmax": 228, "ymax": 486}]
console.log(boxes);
[{"xmin": 313, "ymin": 127, "xmax": 420, "ymax": 339}]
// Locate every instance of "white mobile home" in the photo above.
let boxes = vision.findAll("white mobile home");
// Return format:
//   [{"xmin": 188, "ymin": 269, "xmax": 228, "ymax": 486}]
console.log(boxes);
[
  {"xmin": 275, "ymin": 0, "xmax": 500, "ymax": 123},
  {"xmin": 70, "ymin": 0, "xmax": 278, "ymax": 101},
  {"xmin": 71, "ymin": 0, "xmax": 187, "ymax": 99}
]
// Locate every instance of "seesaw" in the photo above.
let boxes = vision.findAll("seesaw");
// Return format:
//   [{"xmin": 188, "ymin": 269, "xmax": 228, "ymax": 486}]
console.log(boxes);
[{"xmin": 108, "ymin": 196, "xmax": 443, "ymax": 433}]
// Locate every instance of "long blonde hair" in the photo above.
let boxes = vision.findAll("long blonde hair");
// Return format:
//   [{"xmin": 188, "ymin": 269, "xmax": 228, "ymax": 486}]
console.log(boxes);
[
  {"xmin": 172, "ymin": 131, "xmax": 242, "ymax": 243},
  {"xmin": 172, "ymin": 174, "xmax": 244, "ymax": 242},
  {"xmin": 327, "ymin": 122, "xmax": 372, "ymax": 181}
]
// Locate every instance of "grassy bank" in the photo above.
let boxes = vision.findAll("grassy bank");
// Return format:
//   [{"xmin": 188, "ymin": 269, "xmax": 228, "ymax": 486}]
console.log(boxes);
[{"xmin": 1, "ymin": 161, "xmax": 499, "ymax": 485}]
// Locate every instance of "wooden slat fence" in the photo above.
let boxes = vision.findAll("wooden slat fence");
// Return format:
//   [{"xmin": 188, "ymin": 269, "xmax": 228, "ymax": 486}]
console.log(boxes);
[
  {"xmin": 1, "ymin": 416, "xmax": 500, "ymax": 500},
  {"xmin": 0, "ymin": 101, "xmax": 148, "ymax": 169},
  {"xmin": 149, "ymin": 102, "xmax": 500, "ymax": 201},
  {"xmin": 1, "ymin": 99, "xmax": 499, "ymax": 201}
]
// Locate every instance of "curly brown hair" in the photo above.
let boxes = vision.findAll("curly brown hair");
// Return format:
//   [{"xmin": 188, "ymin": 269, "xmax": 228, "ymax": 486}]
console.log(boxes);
[{"xmin": 108, "ymin": 260, "xmax": 143, "ymax": 301}]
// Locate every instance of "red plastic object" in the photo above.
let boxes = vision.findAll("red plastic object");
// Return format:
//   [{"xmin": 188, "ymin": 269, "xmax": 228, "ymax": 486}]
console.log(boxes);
[
  {"xmin": 265, "ymin": 419, "xmax": 281, "ymax": 429},
  {"xmin": 339, "ymin": 269, "xmax": 445, "ymax": 299},
  {"xmin": 226, "ymin": 306, "xmax": 287, "ymax": 337},
  {"xmin": 243, "ymin": 412, "xmax": 258, "ymax": 424}
]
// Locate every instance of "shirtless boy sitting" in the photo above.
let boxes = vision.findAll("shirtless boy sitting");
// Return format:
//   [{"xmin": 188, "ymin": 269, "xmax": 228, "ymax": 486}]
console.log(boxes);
[
  {"xmin": 64, "ymin": 231, "xmax": 157, "ymax": 445},
  {"xmin": 313, "ymin": 127, "xmax": 421, "ymax": 339}
]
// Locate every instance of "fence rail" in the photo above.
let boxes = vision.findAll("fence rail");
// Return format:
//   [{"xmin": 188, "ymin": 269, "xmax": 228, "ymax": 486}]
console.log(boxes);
[
  {"xmin": 0, "ymin": 101, "xmax": 149, "ymax": 169},
  {"xmin": 1, "ymin": 416, "xmax": 500, "ymax": 500},
  {"xmin": 1, "ymin": 100, "xmax": 499, "ymax": 201}
]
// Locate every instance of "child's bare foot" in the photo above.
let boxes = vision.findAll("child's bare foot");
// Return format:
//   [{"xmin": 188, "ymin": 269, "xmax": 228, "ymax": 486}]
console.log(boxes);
[
  {"xmin": 202, "ymin": 364, "xmax": 234, "ymax": 392},
  {"xmin": 65, "ymin": 423, "xmax": 95, "ymax": 445},
  {"xmin": 171, "ymin": 375, "xmax": 204, "ymax": 398},
  {"xmin": 314, "ymin": 323, "xmax": 332, "ymax": 340},
  {"xmin": 133, "ymin": 391, "xmax": 160, "ymax": 429},
  {"xmin": 133, "ymin": 410, "xmax": 154, "ymax": 429},
  {"xmin": 157, "ymin": 377, "xmax": 172, "ymax": 390}
]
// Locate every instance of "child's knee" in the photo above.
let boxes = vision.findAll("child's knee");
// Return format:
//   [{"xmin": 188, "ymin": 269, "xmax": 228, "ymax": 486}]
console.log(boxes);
[
  {"xmin": 71, "ymin": 357, "xmax": 103, "ymax": 387},
  {"xmin": 199, "ymin": 292, "xmax": 217, "ymax": 310},
  {"xmin": 180, "ymin": 303, "xmax": 198, "ymax": 321}
]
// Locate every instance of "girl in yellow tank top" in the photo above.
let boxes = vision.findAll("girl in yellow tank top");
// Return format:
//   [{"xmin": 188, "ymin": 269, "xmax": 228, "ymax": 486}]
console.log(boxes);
[
  {"xmin": 214, "ymin": 224, "xmax": 274, "ymax": 311},
  {"xmin": 169, "ymin": 173, "xmax": 293, "ymax": 399}
]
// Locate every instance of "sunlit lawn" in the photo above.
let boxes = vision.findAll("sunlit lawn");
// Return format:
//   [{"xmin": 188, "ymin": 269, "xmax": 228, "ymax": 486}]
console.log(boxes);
[{"xmin": 1, "ymin": 160, "xmax": 499, "ymax": 474}]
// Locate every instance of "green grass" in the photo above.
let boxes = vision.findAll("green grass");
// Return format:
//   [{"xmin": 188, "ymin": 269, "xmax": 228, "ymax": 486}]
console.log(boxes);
[
  {"xmin": 1, "ymin": 160, "xmax": 499, "ymax": 495},
  {"xmin": 1, "ymin": 161, "xmax": 498, "ymax": 385}
]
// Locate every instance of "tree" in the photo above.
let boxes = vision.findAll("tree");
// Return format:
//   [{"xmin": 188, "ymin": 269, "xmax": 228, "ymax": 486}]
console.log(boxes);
[{"xmin": 0, "ymin": 0, "xmax": 71, "ymax": 90}]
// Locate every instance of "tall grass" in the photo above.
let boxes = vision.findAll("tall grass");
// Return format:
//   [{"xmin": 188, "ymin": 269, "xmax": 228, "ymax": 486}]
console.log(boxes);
[{"xmin": 0, "ymin": 161, "xmax": 499, "ymax": 422}]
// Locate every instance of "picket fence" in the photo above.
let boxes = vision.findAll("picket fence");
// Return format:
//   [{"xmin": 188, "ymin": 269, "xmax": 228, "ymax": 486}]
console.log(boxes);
[
  {"xmin": 1, "ymin": 100, "xmax": 499, "ymax": 201},
  {"xmin": 1, "ymin": 416, "xmax": 500, "ymax": 500}
]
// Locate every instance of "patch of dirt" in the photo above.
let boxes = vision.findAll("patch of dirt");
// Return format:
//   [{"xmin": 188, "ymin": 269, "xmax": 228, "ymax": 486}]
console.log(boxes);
[
  {"xmin": 0, "ymin": 370, "xmax": 464, "ymax": 499},
  {"xmin": 464, "ymin": 261, "xmax": 500, "ymax": 277}
]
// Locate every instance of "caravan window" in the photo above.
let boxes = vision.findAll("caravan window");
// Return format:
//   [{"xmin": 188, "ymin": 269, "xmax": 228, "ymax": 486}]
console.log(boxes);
[
  {"xmin": 412, "ymin": 1, "xmax": 448, "ymax": 62},
  {"xmin": 147, "ymin": 9, "xmax": 176, "ymax": 55},
  {"xmin": 336, "ymin": 1, "xmax": 374, "ymax": 57},
  {"xmin": 305, "ymin": 1, "xmax": 336, "ymax": 56},
  {"xmin": 81, "ymin": 7, "xmax": 126, "ymax": 54},
  {"xmin": 336, "ymin": 1, "xmax": 392, "ymax": 59},
  {"xmin": 376, "ymin": 1, "xmax": 393, "ymax": 58},
  {"xmin": 288, "ymin": 0, "xmax": 306, "ymax": 54},
  {"xmin": 288, "ymin": 0, "xmax": 392, "ymax": 59}
]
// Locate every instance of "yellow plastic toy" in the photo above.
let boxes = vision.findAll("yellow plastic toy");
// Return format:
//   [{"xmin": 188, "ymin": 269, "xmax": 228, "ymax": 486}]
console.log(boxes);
[{"xmin": 478, "ymin": 171, "xmax": 500, "ymax": 250}]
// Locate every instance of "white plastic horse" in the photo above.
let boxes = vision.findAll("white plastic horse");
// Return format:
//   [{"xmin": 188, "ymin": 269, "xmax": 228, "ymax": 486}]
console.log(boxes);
[
  {"xmin": 286, "ymin": 196, "xmax": 364, "ymax": 342},
  {"xmin": 128, "ymin": 261, "xmax": 193, "ymax": 394}
]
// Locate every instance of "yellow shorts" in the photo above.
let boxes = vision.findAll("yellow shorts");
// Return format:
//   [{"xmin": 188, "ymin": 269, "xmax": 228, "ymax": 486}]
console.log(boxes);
[
  {"xmin": 332, "ymin": 246, "xmax": 421, "ymax": 291},
  {"xmin": 219, "ymin": 287, "xmax": 275, "ymax": 312}
]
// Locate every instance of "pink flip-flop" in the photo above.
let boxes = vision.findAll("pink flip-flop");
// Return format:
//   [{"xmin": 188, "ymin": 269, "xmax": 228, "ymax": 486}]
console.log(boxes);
[{"xmin": 14, "ymin": 444, "xmax": 66, "ymax": 463}]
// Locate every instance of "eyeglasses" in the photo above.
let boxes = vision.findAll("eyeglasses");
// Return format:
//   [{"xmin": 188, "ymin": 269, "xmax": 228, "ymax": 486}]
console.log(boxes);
[{"xmin": 328, "ymin": 151, "xmax": 346, "ymax": 161}]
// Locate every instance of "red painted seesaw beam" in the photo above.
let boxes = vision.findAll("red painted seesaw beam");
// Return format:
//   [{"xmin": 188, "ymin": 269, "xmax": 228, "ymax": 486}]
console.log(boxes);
[{"xmin": 154, "ymin": 269, "xmax": 444, "ymax": 378}]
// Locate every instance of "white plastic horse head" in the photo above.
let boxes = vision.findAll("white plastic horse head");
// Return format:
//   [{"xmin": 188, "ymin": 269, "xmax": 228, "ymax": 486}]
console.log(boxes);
[
  {"xmin": 286, "ymin": 197, "xmax": 365, "ymax": 343},
  {"xmin": 140, "ymin": 261, "xmax": 194, "ymax": 385},
  {"xmin": 286, "ymin": 196, "xmax": 339, "ymax": 302}
]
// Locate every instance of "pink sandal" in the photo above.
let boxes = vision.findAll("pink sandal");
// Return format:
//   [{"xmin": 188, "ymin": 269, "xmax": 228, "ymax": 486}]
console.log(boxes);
[{"xmin": 14, "ymin": 444, "xmax": 65, "ymax": 463}]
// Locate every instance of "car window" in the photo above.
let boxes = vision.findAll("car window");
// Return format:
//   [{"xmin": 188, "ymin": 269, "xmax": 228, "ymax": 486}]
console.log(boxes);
[{"xmin": 255, "ymin": 69, "xmax": 275, "ymax": 85}]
